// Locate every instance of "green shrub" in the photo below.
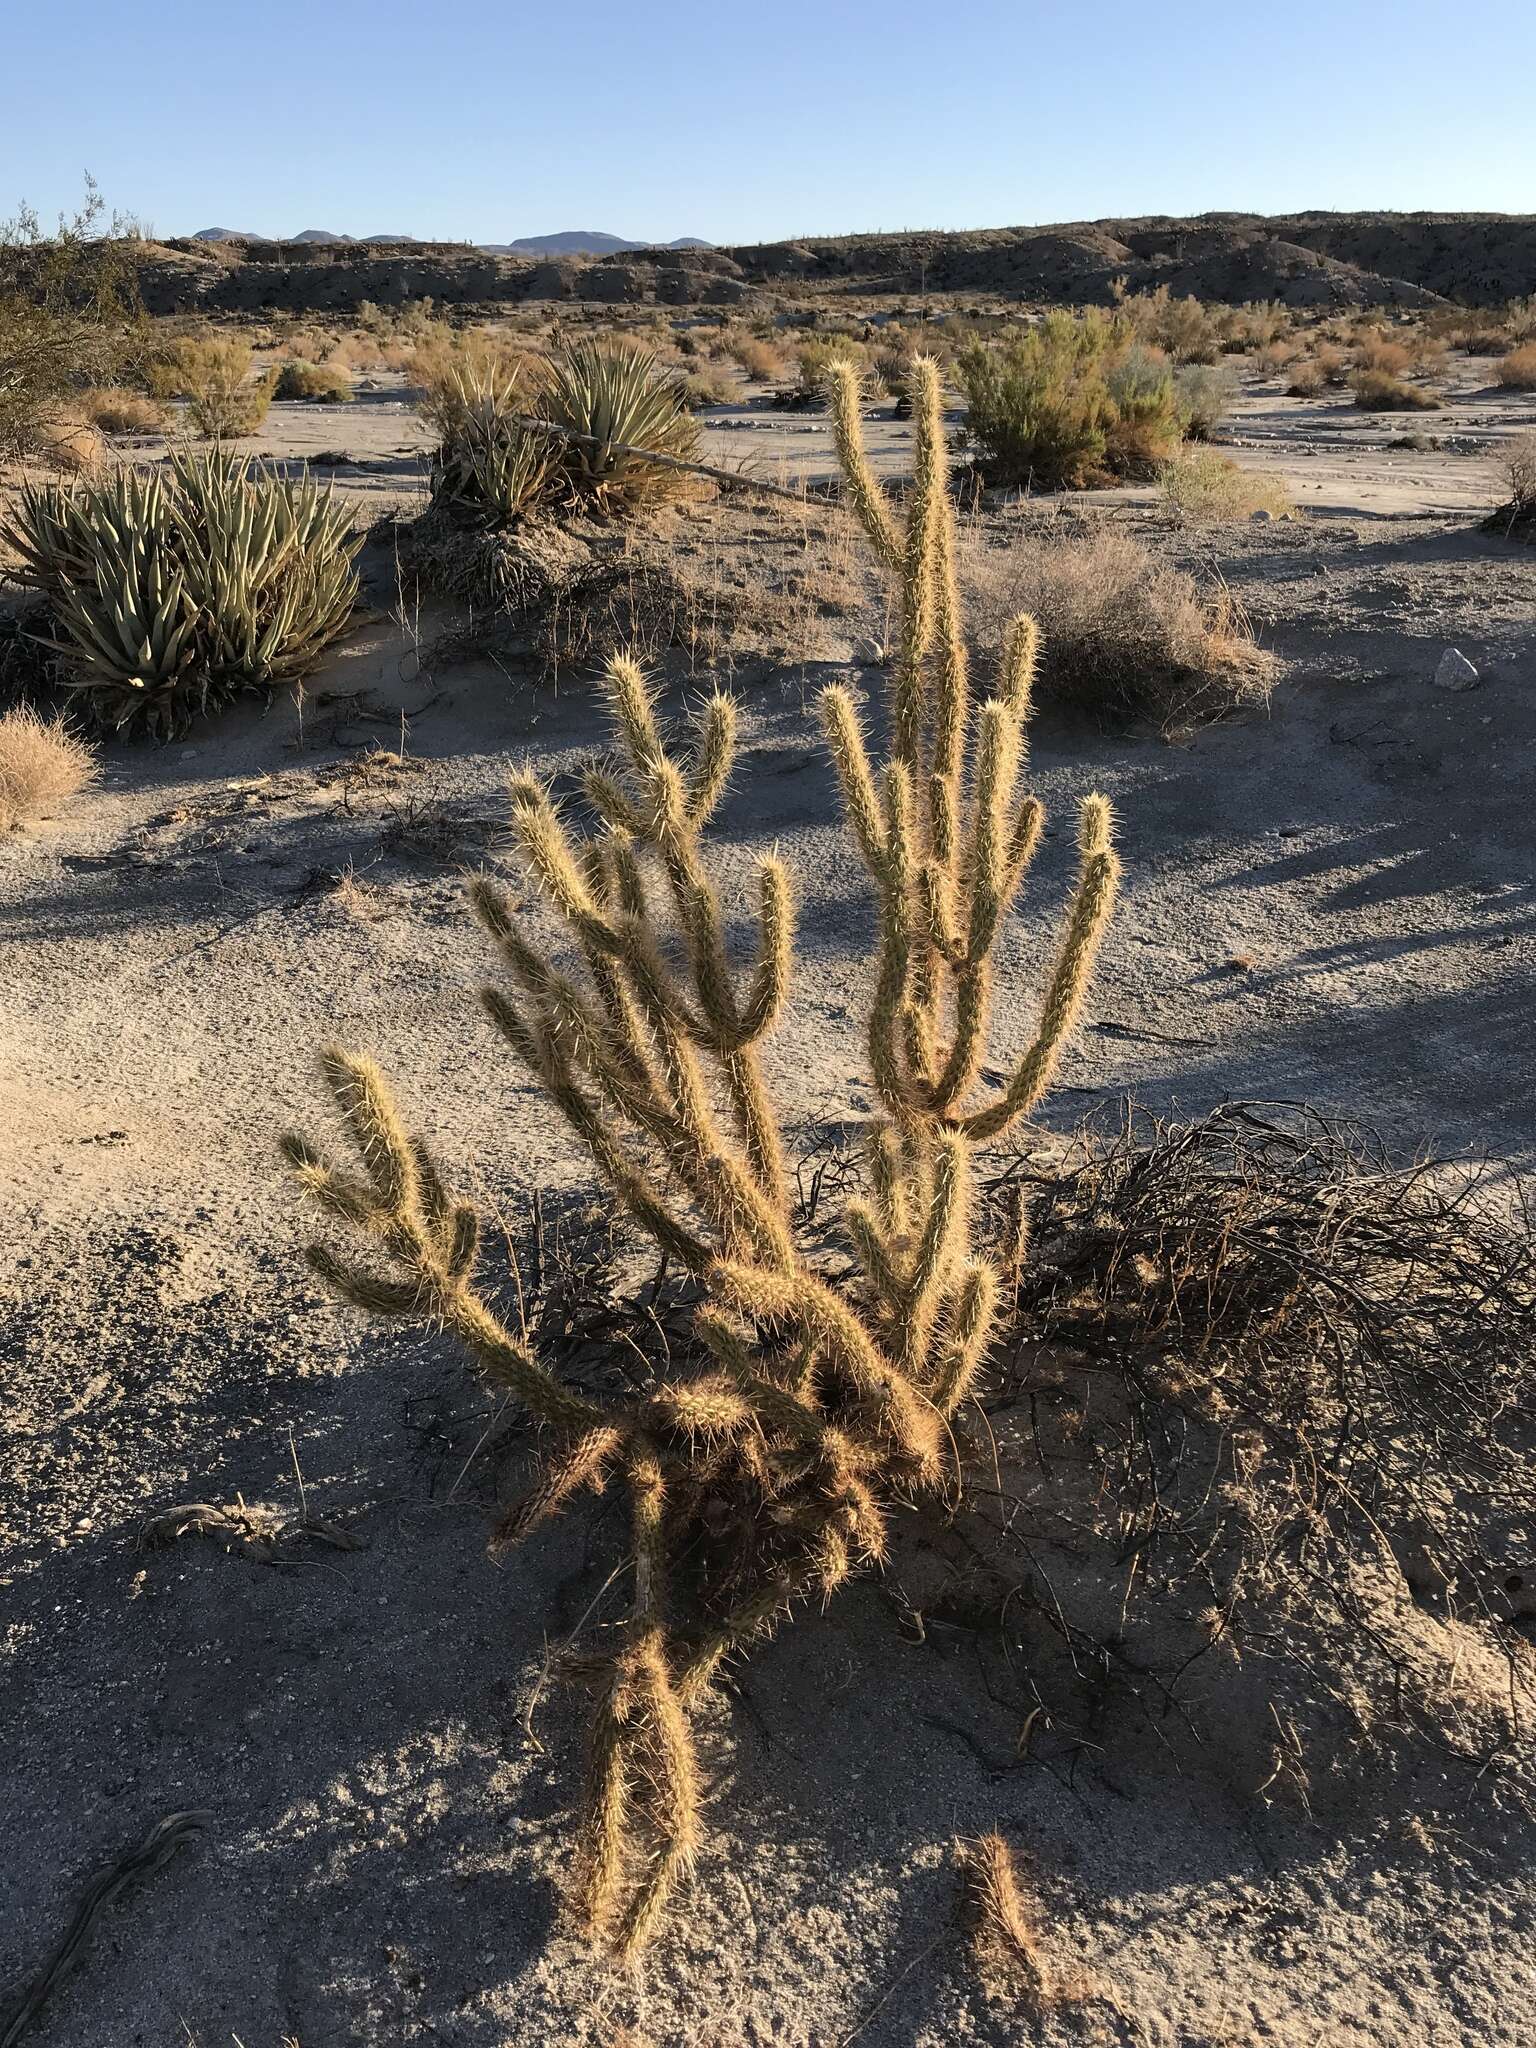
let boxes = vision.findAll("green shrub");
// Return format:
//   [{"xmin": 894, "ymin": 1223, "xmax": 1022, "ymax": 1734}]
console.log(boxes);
[
  {"xmin": 0, "ymin": 452, "xmax": 361, "ymax": 734},
  {"xmin": 1174, "ymin": 361, "xmax": 1239, "ymax": 439},
  {"xmin": 1352, "ymin": 368, "xmax": 1442, "ymax": 412},
  {"xmin": 957, "ymin": 311, "xmax": 1190, "ymax": 488},
  {"xmin": 1159, "ymin": 448, "xmax": 1294, "ymax": 522},
  {"xmin": 274, "ymin": 358, "xmax": 354, "ymax": 403},
  {"xmin": 0, "ymin": 177, "xmax": 135, "ymax": 462},
  {"xmin": 174, "ymin": 336, "xmax": 276, "ymax": 437}
]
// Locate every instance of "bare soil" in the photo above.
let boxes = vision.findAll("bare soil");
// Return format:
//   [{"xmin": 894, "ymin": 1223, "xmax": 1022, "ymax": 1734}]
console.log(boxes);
[{"xmin": 3, "ymin": 356, "xmax": 1535, "ymax": 2048}]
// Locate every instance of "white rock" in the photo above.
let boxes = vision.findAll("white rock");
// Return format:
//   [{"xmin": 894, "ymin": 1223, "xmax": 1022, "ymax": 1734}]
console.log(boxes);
[{"xmin": 1434, "ymin": 648, "xmax": 1479, "ymax": 691}]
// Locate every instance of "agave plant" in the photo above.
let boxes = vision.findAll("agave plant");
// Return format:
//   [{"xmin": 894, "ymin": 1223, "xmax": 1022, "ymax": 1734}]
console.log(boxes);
[
  {"xmin": 426, "ymin": 363, "xmax": 557, "ymax": 529},
  {"xmin": 539, "ymin": 341, "xmax": 699, "ymax": 507},
  {"xmin": 0, "ymin": 453, "xmax": 362, "ymax": 735}
]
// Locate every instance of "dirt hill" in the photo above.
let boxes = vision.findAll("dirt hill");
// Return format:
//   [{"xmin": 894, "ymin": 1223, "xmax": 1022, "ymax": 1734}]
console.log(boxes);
[{"xmin": 125, "ymin": 212, "xmax": 1536, "ymax": 316}]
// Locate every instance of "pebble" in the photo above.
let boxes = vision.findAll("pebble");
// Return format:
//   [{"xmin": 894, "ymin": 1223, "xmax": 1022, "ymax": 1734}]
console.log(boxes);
[{"xmin": 1433, "ymin": 647, "xmax": 1479, "ymax": 691}]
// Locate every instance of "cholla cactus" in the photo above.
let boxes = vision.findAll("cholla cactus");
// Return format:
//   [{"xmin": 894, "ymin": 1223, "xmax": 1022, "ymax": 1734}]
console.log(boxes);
[{"xmin": 285, "ymin": 355, "xmax": 1118, "ymax": 1957}]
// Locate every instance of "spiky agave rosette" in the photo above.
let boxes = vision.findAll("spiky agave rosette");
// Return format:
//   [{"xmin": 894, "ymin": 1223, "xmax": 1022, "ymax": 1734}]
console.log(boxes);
[
  {"xmin": 285, "ymin": 355, "xmax": 1119, "ymax": 1957},
  {"xmin": 0, "ymin": 451, "xmax": 361, "ymax": 736}
]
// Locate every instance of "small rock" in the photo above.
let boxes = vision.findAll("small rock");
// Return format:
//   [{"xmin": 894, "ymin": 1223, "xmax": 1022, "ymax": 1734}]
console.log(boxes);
[
  {"xmin": 1249, "ymin": 508, "xmax": 1274, "ymax": 523},
  {"xmin": 1433, "ymin": 647, "xmax": 1479, "ymax": 691}
]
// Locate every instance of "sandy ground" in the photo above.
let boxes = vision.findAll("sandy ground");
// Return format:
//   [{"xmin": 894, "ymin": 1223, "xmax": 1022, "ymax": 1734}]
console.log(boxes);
[{"xmin": 3, "ymin": 361, "xmax": 1536, "ymax": 2048}]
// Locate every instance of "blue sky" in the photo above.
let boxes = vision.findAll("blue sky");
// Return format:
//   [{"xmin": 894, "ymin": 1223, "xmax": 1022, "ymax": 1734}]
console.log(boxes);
[{"xmin": 6, "ymin": 0, "xmax": 1534, "ymax": 244}]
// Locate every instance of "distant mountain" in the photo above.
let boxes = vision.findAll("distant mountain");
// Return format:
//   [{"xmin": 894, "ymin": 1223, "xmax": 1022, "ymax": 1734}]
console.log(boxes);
[
  {"xmin": 189, "ymin": 226, "xmax": 710, "ymax": 254},
  {"xmin": 479, "ymin": 231, "xmax": 712, "ymax": 257}
]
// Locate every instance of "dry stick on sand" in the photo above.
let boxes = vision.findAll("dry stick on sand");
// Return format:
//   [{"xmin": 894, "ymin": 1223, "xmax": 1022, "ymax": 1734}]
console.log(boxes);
[
  {"xmin": 0, "ymin": 1812, "xmax": 210, "ymax": 2048},
  {"xmin": 285, "ymin": 353, "xmax": 1119, "ymax": 1959}
]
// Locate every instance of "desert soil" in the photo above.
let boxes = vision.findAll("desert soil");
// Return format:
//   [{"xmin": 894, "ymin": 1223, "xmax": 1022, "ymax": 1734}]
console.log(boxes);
[{"xmin": 2, "ymin": 357, "xmax": 1535, "ymax": 2048}]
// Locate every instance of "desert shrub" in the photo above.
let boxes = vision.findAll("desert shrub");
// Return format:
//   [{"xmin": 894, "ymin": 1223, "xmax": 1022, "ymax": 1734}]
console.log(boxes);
[
  {"xmin": 1286, "ymin": 359, "xmax": 1325, "ymax": 397},
  {"xmin": 538, "ymin": 339, "xmax": 699, "ymax": 507},
  {"xmin": 273, "ymin": 359, "xmax": 354, "ymax": 403},
  {"xmin": 678, "ymin": 364, "xmax": 736, "ymax": 410},
  {"xmin": 284, "ymin": 357, "xmax": 1120, "ymax": 1958},
  {"xmin": 425, "ymin": 362, "xmax": 558, "ymax": 528},
  {"xmin": 0, "ymin": 706, "xmax": 98, "ymax": 828},
  {"xmin": 958, "ymin": 311, "xmax": 1189, "ymax": 487},
  {"xmin": 724, "ymin": 332, "xmax": 784, "ymax": 381},
  {"xmin": 174, "ymin": 336, "xmax": 275, "ymax": 437},
  {"xmin": 1160, "ymin": 447, "xmax": 1294, "ymax": 522},
  {"xmin": 77, "ymin": 385, "xmax": 164, "ymax": 434},
  {"xmin": 1495, "ymin": 344, "xmax": 1536, "ymax": 391},
  {"xmin": 793, "ymin": 335, "xmax": 867, "ymax": 406},
  {"xmin": 965, "ymin": 523, "xmax": 1277, "ymax": 726},
  {"xmin": 1485, "ymin": 430, "xmax": 1536, "ymax": 538},
  {"xmin": 1353, "ymin": 332, "xmax": 1412, "ymax": 376},
  {"xmin": 0, "ymin": 177, "xmax": 135, "ymax": 463},
  {"xmin": 0, "ymin": 453, "xmax": 361, "ymax": 733},
  {"xmin": 1173, "ymin": 359, "xmax": 1238, "ymax": 439},
  {"xmin": 1218, "ymin": 299, "xmax": 1292, "ymax": 354},
  {"xmin": 1128, "ymin": 284, "xmax": 1218, "ymax": 363},
  {"xmin": 1352, "ymin": 368, "xmax": 1442, "ymax": 412}
]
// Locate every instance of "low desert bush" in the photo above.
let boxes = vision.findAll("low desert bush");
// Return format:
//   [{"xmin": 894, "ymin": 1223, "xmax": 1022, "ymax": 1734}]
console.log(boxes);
[
  {"xmin": 174, "ymin": 336, "xmax": 276, "ymax": 436},
  {"xmin": 1127, "ymin": 284, "xmax": 1219, "ymax": 363},
  {"xmin": 966, "ymin": 522, "xmax": 1277, "ymax": 725},
  {"xmin": 0, "ymin": 706, "xmax": 98, "ymax": 828},
  {"xmin": 1286, "ymin": 359, "xmax": 1325, "ymax": 397},
  {"xmin": 958, "ymin": 311, "xmax": 1186, "ymax": 487},
  {"xmin": 1485, "ymin": 430, "xmax": 1536, "ymax": 538},
  {"xmin": 0, "ymin": 453, "xmax": 361, "ymax": 733},
  {"xmin": 1352, "ymin": 368, "xmax": 1442, "ymax": 412},
  {"xmin": 0, "ymin": 178, "xmax": 135, "ymax": 463},
  {"xmin": 1495, "ymin": 344, "xmax": 1536, "ymax": 391},
  {"xmin": 284, "ymin": 357, "xmax": 1121, "ymax": 1958},
  {"xmin": 1159, "ymin": 447, "xmax": 1294, "ymax": 522},
  {"xmin": 77, "ymin": 385, "xmax": 165, "ymax": 435},
  {"xmin": 1353, "ymin": 332, "xmax": 1412, "ymax": 376},
  {"xmin": 723, "ymin": 332, "xmax": 784, "ymax": 381},
  {"xmin": 273, "ymin": 359, "xmax": 354, "ymax": 403},
  {"xmin": 678, "ymin": 364, "xmax": 736, "ymax": 410},
  {"xmin": 793, "ymin": 336, "xmax": 867, "ymax": 406},
  {"xmin": 1173, "ymin": 360, "xmax": 1239, "ymax": 439}
]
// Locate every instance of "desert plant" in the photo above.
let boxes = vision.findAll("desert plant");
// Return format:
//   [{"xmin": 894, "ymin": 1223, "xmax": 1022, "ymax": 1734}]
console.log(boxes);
[
  {"xmin": 0, "ymin": 706, "xmax": 98, "ymax": 829},
  {"xmin": 1495, "ymin": 344, "xmax": 1536, "ymax": 391},
  {"xmin": 965, "ymin": 523, "xmax": 1277, "ymax": 727},
  {"xmin": 174, "ymin": 336, "xmax": 276, "ymax": 437},
  {"xmin": 0, "ymin": 452, "xmax": 361, "ymax": 732},
  {"xmin": 1352, "ymin": 368, "xmax": 1442, "ymax": 412},
  {"xmin": 77, "ymin": 385, "xmax": 164, "ymax": 434},
  {"xmin": 792, "ymin": 335, "xmax": 867, "ymax": 406},
  {"xmin": 283, "ymin": 355, "xmax": 1119, "ymax": 1955},
  {"xmin": 423, "ymin": 361, "xmax": 558, "ymax": 528},
  {"xmin": 273, "ymin": 359, "xmax": 354, "ymax": 403},
  {"xmin": 1286, "ymin": 359, "xmax": 1325, "ymax": 397},
  {"xmin": 722, "ymin": 332, "xmax": 783, "ymax": 381},
  {"xmin": 538, "ymin": 340, "xmax": 699, "ymax": 507},
  {"xmin": 1159, "ymin": 448, "xmax": 1294, "ymax": 522},
  {"xmin": 0, "ymin": 177, "xmax": 135, "ymax": 463},
  {"xmin": 1486, "ymin": 430, "xmax": 1536, "ymax": 537},
  {"xmin": 1173, "ymin": 360, "xmax": 1238, "ymax": 439}
]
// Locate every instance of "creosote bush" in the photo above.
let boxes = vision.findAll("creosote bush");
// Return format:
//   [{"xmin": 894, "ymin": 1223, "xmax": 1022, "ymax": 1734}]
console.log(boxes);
[
  {"xmin": 0, "ymin": 452, "xmax": 361, "ymax": 733},
  {"xmin": 273, "ymin": 359, "xmax": 354, "ymax": 403},
  {"xmin": 0, "ymin": 706, "xmax": 98, "ymax": 829},
  {"xmin": 1159, "ymin": 447, "xmax": 1294, "ymax": 523},
  {"xmin": 173, "ymin": 336, "xmax": 277, "ymax": 437},
  {"xmin": 1352, "ymin": 367, "xmax": 1442, "ymax": 413},
  {"xmin": 0, "ymin": 177, "xmax": 135, "ymax": 463},
  {"xmin": 285, "ymin": 355, "xmax": 1119, "ymax": 1956}
]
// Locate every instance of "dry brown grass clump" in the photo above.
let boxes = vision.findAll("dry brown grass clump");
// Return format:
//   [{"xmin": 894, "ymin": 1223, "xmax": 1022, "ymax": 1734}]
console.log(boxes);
[
  {"xmin": 1494, "ymin": 343, "xmax": 1536, "ymax": 391},
  {"xmin": 1159, "ymin": 448, "xmax": 1294, "ymax": 522},
  {"xmin": 961, "ymin": 1833, "xmax": 1053, "ymax": 2006},
  {"xmin": 77, "ymin": 386, "xmax": 165, "ymax": 435},
  {"xmin": 273, "ymin": 359, "xmax": 354, "ymax": 403},
  {"xmin": 721, "ymin": 331, "xmax": 784, "ymax": 381},
  {"xmin": 0, "ymin": 707, "xmax": 98, "ymax": 829},
  {"xmin": 965, "ymin": 524, "xmax": 1277, "ymax": 726},
  {"xmin": 1352, "ymin": 367, "xmax": 1442, "ymax": 412}
]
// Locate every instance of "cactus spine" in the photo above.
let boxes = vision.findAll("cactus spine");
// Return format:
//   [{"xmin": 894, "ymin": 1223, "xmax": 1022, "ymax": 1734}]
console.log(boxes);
[{"xmin": 286, "ymin": 355, "xmax": 1118, "ymax": 1957}]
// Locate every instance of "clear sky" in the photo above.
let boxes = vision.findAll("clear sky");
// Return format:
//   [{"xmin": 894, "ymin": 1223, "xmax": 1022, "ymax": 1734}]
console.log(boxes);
[{"xmin": 5, "ymin": 0, "xmax": 1534, "ymax": 245}]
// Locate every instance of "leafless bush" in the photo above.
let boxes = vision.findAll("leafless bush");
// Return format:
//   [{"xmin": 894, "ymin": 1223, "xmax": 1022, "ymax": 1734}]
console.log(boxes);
[
  {"xmin": 0, "ymin": 707, "xmax": 98, "ymax": 829},
  {"xmin": 965, "ymin": 524, "xmax": 1277, "ymax": 727}
]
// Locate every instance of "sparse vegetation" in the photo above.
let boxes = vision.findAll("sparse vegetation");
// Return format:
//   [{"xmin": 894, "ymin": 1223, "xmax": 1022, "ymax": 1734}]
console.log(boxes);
[
  {"xmin": 284, "ymin": 357, "xmax": 1119, "ymax": 1956},
  {"xmin": 1352, "ymin": 367, "xmax": 1442, "ymax": 412},
  {"xmin": 77, "ymin": 385, "xmax": 164, "ymax": 435},
  {"xmin": 0, "ymin": 706, "xmax": 98, "ymax": 829},
  {"xmin": 425, "ymin": 362, "xmax": 557, "ymax": 527},
  {"xmin": 273, "ymin": 359, "xmax": 354, "ymax": 403},
  {"xmin": 966, "ymin": 523, "xmax": 1277, "ymax": 726},
  {"xmin": 1160, "ymin": 447, "xmax": 1294, "ymax": 522},
  {"xmin": 1494, "ymin": 343, "xmax": 1536, "ymax": 391},
  {"xmin": 173, "ymin": 336, "xmax": 277, "ymax": 437},
  {"xmin": 0, "ymin": 453, "xmax": 361, "ymax": 733},
  {"xmin": 0, "ymin": 177, "xmax": 134, "ymax": 464}
]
